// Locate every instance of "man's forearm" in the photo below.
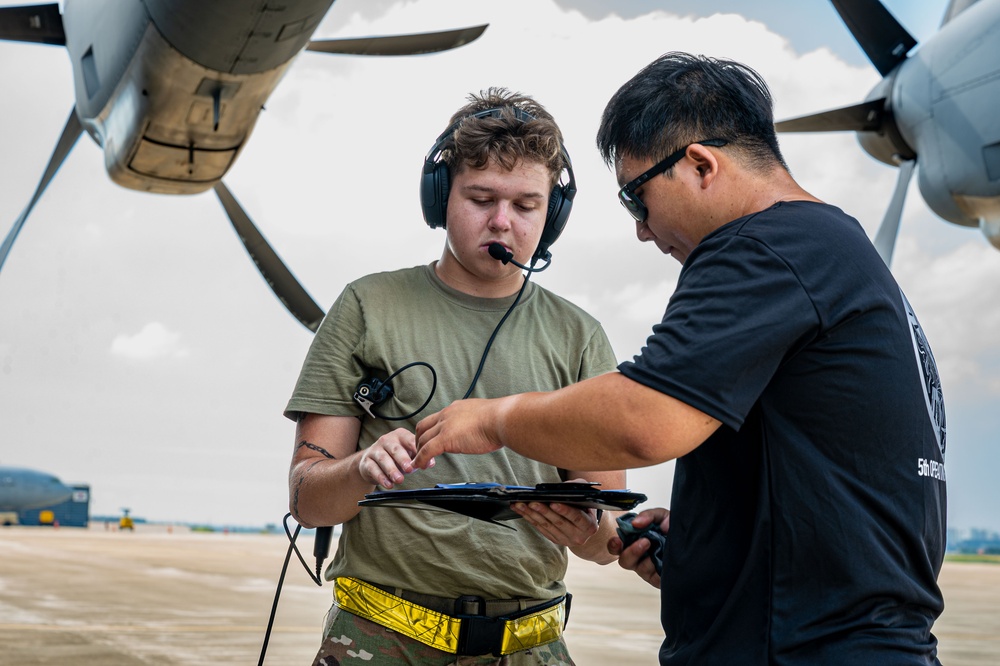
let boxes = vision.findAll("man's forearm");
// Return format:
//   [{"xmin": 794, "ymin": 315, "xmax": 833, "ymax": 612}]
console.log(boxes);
[
  {"xmin": 415, "ymin": 372, "xmax": 719, "ymax": 470},
  {"xmin": 496, "ymin": 375, "xmax": 671, "ymax": 470}
]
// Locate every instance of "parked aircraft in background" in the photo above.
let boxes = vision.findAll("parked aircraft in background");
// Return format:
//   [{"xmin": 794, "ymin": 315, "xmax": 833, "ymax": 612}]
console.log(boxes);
[
  {"xmin": 775, "ymin": 0, "xmax": 1000, "ymax": 265},
  {"xmin": 0, "ymin": 466, "xmax": 74, "ymax": 512},
  {"xmin": 0, "ymin": 1, "xmax": 487, "ymax": 330}
]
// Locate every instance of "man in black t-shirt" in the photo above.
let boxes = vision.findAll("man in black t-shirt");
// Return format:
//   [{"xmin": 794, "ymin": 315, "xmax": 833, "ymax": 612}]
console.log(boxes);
[{"xmin": 414, "ymin": 52, "xmax": 946, "ymax": 665}]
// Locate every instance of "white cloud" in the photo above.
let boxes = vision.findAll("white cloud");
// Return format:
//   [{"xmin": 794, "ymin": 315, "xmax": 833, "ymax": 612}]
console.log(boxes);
[
  {"xmin": 110, "ymin": 322, "xmax": 189, "ymax": 361},
  {"xmin": 895, "ymin": 240, "xmax": 1000, "ymax": 397}
]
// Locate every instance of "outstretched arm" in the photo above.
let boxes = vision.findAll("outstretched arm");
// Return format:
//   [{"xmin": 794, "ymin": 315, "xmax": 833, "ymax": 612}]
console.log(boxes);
[{"xmin": 414, "ymin": 371, "xmax": 720, "ymax": 471}]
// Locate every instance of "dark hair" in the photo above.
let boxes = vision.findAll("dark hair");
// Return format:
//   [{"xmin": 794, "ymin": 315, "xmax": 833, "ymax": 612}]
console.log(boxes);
[
  {"xmin": 441, "ymin": 87, "xmax": 565, "ymax": 189},
  {"xmin": 596, "ymin": 52, "xmax": 787, "ymax": 173}
]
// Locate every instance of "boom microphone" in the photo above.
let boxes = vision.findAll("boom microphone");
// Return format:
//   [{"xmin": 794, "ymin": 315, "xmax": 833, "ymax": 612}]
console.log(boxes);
[{"xmin": 488, "ymin": 242, "xmax": 550, "ymax": 272}]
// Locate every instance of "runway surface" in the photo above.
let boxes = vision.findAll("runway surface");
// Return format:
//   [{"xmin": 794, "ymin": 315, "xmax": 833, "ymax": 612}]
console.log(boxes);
[{"xmin": 0, "ymin": 524, "xmax": 996, "ymax": 665}]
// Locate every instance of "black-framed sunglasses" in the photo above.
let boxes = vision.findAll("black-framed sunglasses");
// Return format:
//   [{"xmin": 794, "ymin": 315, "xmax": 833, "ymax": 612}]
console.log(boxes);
[{"xmin": 618, "ymin": 138, "xmax": 729, "ymax": 223}]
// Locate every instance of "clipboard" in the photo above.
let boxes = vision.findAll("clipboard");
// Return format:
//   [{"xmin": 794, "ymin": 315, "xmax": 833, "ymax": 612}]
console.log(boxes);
[{"xmin": 359, "ymin": 482, "xmax": 647, "ymax": 527}]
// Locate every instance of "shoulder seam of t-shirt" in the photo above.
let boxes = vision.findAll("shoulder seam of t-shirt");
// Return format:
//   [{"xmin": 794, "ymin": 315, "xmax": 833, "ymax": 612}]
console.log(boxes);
[{"xmin": 726, "ymin": 212, "xmax": 824, "ymax": 328}]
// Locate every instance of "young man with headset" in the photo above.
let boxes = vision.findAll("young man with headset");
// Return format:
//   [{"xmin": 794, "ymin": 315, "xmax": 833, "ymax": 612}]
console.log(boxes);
[{"xmin": 284, "ymin": 87, "xmax": 624, "ymax": 665}]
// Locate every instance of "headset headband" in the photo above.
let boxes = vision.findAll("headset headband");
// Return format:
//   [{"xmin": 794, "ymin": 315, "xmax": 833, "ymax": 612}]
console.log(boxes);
[{"xmin": 419, "ymin": 106, "xmax": 576, "ymax": 263}]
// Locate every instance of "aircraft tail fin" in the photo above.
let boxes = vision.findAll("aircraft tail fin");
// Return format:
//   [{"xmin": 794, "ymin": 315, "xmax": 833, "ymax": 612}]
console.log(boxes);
[{"xmin": 0, "ymin": 3, "xmax": 65, "ymax": 46}]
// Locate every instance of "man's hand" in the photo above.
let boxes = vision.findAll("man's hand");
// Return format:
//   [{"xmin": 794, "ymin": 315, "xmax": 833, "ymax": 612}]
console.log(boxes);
[
  {"xmin": 512, "ymin": 501, "xmax": 600, "ymax": 548},
  {"xmin": 414, "ymin": 397, "xmax": 510, "ymax": 468},
  {"xmin": 609, "ymin": 507, "xmax": 670, "ymax": 589},
  {"xmin": 358, "ymin": 428, "xmax": 423, "ymax": 489}
]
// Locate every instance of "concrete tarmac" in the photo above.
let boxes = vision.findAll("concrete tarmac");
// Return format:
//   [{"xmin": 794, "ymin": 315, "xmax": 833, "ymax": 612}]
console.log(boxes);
[{"xmin": 0, "ymin": 524, "xmax": 996, "ymax": 665}]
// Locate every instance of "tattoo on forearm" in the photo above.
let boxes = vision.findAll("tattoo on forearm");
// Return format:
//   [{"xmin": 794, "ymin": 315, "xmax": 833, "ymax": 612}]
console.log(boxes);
[
  {"xmin": 296, "ymin": 439, "xmax": 336, "ymax": 459},
  {"xmin": 292, "ymin": 476, "xmax": 303, "ymax": 517},
  {"xmin": 291, "ymin": 441, "xmax": 336, "ymax": 518}
]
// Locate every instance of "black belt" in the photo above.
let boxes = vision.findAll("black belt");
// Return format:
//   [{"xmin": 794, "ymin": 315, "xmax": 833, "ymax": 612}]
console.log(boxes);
[{"xmin": 370, "ymin": 581, "xmax": 553, "ymax": 617}]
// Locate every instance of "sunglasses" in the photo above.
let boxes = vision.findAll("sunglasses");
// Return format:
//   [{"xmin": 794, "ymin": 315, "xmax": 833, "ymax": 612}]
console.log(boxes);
[{"xmin": 618, "ymin": 138, "xmax": 729, "ymax": 223}]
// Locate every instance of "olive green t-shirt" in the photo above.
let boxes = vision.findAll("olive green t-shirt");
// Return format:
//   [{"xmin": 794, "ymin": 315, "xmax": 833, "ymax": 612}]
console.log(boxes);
[{"xmin": 285, "ymin": 263, "xmax": 616, "ymax": 600}]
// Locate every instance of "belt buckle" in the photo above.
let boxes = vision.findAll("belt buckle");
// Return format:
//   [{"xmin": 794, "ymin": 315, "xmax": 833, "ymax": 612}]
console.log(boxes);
[{"xmin": 454, "ymin": 595, "xmax": 502, "ymax": 656}]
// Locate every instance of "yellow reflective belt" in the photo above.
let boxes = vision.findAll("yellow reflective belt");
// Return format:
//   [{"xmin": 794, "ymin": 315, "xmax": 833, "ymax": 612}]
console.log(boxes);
[
  {"xmin": 499, "ymin": 598, "xmax": 566, "ymax": 655},
  {"xmin": 334, "ymin": 577, "xmax": 461, "ymax": 652},
  {"xmin": 332, "ymin": 577, "xmax": 564, "ymax": 656}
]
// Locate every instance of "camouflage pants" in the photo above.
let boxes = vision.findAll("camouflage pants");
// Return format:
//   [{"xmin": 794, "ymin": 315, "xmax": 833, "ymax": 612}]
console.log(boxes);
[{"xmin": 312, "ymin": 605, "xmax": 576, "ymax": 666}]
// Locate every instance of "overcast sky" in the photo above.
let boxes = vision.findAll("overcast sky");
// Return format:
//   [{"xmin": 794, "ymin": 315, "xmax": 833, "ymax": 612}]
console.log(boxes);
[{"xmin": 1, "ymin": 0, "xmax": 997, "ymax": 532}]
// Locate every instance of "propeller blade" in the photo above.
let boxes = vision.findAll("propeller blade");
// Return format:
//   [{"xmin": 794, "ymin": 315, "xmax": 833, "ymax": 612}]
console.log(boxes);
[
  {"xmin": 873, "ymin": 159, "xmax": 916, "ymax": 266},
  {"xmin": 831, "ymin": 0, "xmax": 917, "ymax": 77},
  {"xmin": 775, "ymin": 98, "xmax": 885, "ymax": 133},
  {"xmin": 980, "ymin": 217, "xmax": 1000, "ymax": 251},
  {"xmin": 306, "ymin": 24, "xmax": 488, "ymax": 56},
  {"xmin": 0, "ymin": 105, "xmax": 82, "ymax": 273},
  {"xmin": 940, "ymin": 0, "xmax": 977, "ymax": 27},
  {"xmin": 213, "ymin": 182, "xmax": 325, "ymax": 332},
  {"xmin": 0, "ymin": 2, "xmax": 64, "ymax": 45}
]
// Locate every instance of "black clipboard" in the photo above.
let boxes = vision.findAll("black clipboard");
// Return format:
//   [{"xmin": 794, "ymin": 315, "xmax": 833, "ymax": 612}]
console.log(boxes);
[{"xmin": 359, "ymin": 482, "xmax": 647, "ymax": 528}]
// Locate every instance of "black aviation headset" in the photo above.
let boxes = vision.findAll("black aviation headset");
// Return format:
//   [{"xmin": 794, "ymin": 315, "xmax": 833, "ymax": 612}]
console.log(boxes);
[{"xmin": 419, "ymin": 106, "xmax": 577, "ymax": 264}]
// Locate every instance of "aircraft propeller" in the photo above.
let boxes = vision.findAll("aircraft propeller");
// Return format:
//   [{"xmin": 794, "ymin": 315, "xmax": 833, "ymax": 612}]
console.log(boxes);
[
  {"xmin": 872, "ymin": 159, "xmax": 916, "ymax": 262},
  {"xmin": 307, "ymin": 24, "xmax": 487, "ymax": 56},
  {"xmin": 0, "ymin": 106, "xmax": 82, "ymax": 273},
  {"xmin": 0, "ymin": 3, "xmax": 488, "ymax": 331},
  {"xmin": 207, "ymin": 24, "xmax": 488, "ymax": 333},
  {"xmin": 213, "ymin": 182, "xmax": 326, "ymax": 332},
  {"xmin": 775, "ymin": 0, "xmax": 920, "ymax": 267}
]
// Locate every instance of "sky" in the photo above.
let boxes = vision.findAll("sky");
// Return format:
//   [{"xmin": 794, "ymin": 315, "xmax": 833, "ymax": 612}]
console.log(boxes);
[{"xmin": 1, "ymin": 0, "xmax": 998, "ymax": 533}]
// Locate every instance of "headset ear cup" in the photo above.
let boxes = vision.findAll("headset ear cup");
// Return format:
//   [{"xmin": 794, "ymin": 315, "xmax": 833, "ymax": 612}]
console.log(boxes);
[
  {"xmin": 435, "ymin": 163, "xmax": 450, "ymax": 229},
  {"xmin": 534, "ymin": 185, "xmax": 572, "ymax": 261},
  {"xmin": 420, "ymin": 160, "xmax": 451, "ymax": 229}
]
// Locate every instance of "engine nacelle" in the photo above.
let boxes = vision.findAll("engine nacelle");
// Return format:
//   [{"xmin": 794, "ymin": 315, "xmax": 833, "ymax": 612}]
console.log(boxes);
[
  {"xmin": 61, "ymin": 0, "xmax": 331, "ymax": 195},
  {"xmin": 890, "ymin": 0, "xmax": 1000, "ymax": 232}
]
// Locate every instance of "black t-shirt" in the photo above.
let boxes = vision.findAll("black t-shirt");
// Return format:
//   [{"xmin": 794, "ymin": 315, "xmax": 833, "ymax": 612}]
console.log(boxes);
[{"xmin": 619, "ymin": 202, "xmax": 947, "ymax": 665}]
